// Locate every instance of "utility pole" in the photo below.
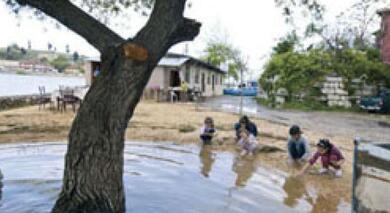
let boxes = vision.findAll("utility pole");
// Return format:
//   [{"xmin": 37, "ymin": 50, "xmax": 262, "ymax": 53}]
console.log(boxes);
[{"xmin": 239, "ymin": 68, "xmax": 243, "ymax": 116}]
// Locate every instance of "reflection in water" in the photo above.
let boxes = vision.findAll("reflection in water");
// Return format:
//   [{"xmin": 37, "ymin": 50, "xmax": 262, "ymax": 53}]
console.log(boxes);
[
  {"xmin": 311, "ymin": 193, "xmax": 341, "ymax": 213},
  {"xmin": 283, "ymin": 177, "xmax": 307, "ymax": 207},
  {"xmin": 0, "ymin": 169, "xmax": 3, "ymax": 202},
  {"xmin": 199, "ymin": 145, "xmax": 215, "ymax": 177},
  {"xmin": 0, "ymin": 142, "xmax": 350, "ymax": 212},
  {"xmin": 232, "ymin": 156, "xmax": 256, "ymax": 187}
]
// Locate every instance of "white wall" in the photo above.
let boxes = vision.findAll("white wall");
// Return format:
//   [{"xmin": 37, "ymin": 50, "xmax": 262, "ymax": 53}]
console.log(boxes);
[
  {"xmin": 85, "ymin": 61, "xmax": 225, "ymax": 97},
  {"xmin": 146, "ymin": 66, "xmax": 165, "ymax": 89}
]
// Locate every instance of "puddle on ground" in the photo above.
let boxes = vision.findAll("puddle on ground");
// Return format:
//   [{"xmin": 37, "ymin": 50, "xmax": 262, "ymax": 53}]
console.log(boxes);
[{"xmin": 0, "ymin": 142, "xmax": 350, "ymax": 213}]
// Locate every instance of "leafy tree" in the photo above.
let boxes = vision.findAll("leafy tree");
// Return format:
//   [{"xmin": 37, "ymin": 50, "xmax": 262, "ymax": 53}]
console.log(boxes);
[
  {"xmin": 0, "ymin": 44, "xmax": 24, "ymax": 60},
  {"xmin": 72, "ymin": 51, "xmax": 80, "ymax": 62},
  {"xmin": 4, "ymin": 0, "xmax": 200, "ymax": 212},
  {"xmin": 47, "ymin": 42, "xmax": 52, "ymax": 51},
  {"xmin": 50, "ymin": 55, "xmax": 71, "ymax": 72},
  {"xmin": 272, "ymin": 32, "xmax": 299, "ymax": 55},
  {"xmin": 261, "ymin": 48, "xmax": 390, "ymax": 99},
  {"xmin": 202, "ymin": 41, "xmax": 245, "ymax": 81}
]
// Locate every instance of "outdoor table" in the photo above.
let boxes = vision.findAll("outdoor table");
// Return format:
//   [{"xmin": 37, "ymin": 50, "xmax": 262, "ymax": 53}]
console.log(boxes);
[{"xmin": 51, "ymin": 86, "xmax": 89, "ymax": 109}]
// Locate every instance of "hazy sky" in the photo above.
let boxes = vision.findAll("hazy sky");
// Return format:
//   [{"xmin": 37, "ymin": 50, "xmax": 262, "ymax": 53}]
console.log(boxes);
[{"xmin": 0, "ymin": 0, "xmax": 374, "ymax": 78}]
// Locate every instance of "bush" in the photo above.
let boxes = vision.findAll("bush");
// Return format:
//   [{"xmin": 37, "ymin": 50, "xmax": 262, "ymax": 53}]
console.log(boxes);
[{"xmin": 50, "ymin": 55, "xmax": 70, "ymax": 73}]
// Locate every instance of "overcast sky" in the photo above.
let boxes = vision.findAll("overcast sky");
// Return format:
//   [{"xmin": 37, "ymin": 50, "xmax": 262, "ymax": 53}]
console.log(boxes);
[{"xmin": 0, "ymin": 0, "xmax": 378, "ymax": 78}]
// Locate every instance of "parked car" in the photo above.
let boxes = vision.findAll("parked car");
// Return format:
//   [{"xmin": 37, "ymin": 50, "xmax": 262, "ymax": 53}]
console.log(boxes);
[{"xmin": 359, "ymin": 90, "xmax": 390, "ymax": 113}]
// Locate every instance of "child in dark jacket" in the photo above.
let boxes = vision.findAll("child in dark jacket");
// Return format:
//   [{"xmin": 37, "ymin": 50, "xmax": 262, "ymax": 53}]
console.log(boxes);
[{"xmin": 200, "ymin": 117, "xmax": 217, "ymax": 145}]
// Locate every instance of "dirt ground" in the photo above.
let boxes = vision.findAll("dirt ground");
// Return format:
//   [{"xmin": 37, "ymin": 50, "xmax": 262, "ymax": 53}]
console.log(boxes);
[{"xmin": 0, "ymin": 101, "xmax": 354, "ymax": 203}]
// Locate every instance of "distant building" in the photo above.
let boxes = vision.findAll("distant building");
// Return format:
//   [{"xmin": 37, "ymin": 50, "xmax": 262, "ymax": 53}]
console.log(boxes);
[
  {"xmin": 19, "ymin": 59, "xmax": 55, "ymax": 73},
  {"xmin": 0, "ymin": 59, "xmax": 19, "ymax": 71},
  {"xmin": 378, "ymin": 8, "xmax": 390, "ymax": 65},
  {"xmin": 84, "ymin": 53, "xmax": 226, "ymax": 98},
  {"xmin": 0, "ymin": 59, "xmax": 55, "ymax": 73}
]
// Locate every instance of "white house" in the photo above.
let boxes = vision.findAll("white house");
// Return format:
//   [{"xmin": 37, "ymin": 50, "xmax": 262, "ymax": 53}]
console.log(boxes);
[{"xmin": 84, "ymin": 53, "xmax": 226, "ymax": 99}]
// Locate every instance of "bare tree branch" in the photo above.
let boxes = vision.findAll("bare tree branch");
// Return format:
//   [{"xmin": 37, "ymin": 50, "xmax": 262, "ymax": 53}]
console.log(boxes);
[{"xmin": 15, "ymin": 0, "xmax": 125, "ymax": 53}]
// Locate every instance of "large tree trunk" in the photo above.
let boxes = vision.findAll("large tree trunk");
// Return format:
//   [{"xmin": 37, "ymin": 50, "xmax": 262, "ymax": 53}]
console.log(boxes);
[
  {"xmin": 29, "ymin": 1, "xmax": 202, "ymax": 212},
  {"xmin": 52, "ymin": 56, "xmax": 151, "ymax": 212}
]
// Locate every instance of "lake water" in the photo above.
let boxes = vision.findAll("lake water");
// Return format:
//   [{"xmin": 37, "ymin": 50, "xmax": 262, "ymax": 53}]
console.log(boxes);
[
  {"xmin": 0, "ymin": 73, "xmax": 85, "ymax": 97},
  {"xmin": 0, "ymin": 141, "xmax": 350, "ymax": 213}
]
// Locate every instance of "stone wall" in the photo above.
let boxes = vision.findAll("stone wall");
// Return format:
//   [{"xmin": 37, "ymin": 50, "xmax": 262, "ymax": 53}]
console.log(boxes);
[
  {"xmin": 0, "ymin": 94, "xmax": 51, "ymax": 111},
  {"xmin": 321, "ymin": 76, "xmax": 352, "ymax": 108}
]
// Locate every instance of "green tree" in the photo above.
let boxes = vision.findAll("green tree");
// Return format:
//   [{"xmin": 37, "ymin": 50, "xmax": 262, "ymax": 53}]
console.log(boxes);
[
  {"xmin": 261, "ymin": 48, "xmax": 390, "ymax": 99},
  {"xmin": 272, "ymin": 32, "xmax": 298, "ymax": 55},
  {"xmin": 0, "ymin": 44, "xmax": 24, "ymax": 60},
  {"xmin": 202, "ymin": 41, "xmax": 245, "ymax": 81},
  {"xmin": 72, "ymin": 51, "xmax": 80, "ymax": 62},
  {"xmin": 50, "ymin": 55, "xmax": 71, "ymax": 72}
]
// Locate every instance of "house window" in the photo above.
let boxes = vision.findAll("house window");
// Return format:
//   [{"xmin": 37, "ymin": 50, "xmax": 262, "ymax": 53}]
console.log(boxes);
[
  {"xmin": 207, "ymin": 74, "xmax": 211, "ymax": 85},
  {"xmin": 194, "ymin": 67, "xmax": 200, "ymax": 84},
  {"xmin": 220, "ymin": 75, "xmax": 223, "ymax": 85}
]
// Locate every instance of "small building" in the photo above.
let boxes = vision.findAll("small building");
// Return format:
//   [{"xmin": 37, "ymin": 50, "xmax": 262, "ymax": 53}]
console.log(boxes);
[
  {"xmin": 84, "ymin": 53, "xmax": 226, "ymax": 99},
  {"xmin": 0, "ymin": 59, "xmax": 19, "ymax": 71},
  {"xmin": 377, "ymin": 8, "xmax": 390, "ymax": 65}
]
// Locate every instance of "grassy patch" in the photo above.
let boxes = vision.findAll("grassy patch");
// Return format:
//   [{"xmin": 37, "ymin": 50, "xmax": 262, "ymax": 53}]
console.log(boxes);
[
  {"xmin": 178, "ymin": 124, "xmax": 196, "ymax": 133},
  {"xmin": 15, "ymin": 70, "xmax": 27, "ymax": 75},
  {"xmin": 0, "ymin": 125, "xmax": 68, "ymax": 135},
  {"xmin": 255, "ymin": 97, "xmax": 274, "ymax": 107},
  {"xmin": 256, "ymin": 97, "xmax": 362, "ymax": 112}
]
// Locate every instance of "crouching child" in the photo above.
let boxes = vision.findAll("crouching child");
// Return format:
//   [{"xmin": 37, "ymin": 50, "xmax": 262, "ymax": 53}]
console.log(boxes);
[
  {"xmin": 238, "ymin": 130, "xmax": 258, "ymax": 156},
  {"xmin": 287, "ymin": 125, "xmax": 310, "ymax": 165},
  {"xmin": 297, "ymin": 139, "xmax": 345, "ymax": 178},
  {"xmin": 200, "ymin": 117, "xmax": 217, "ymax": 145}
]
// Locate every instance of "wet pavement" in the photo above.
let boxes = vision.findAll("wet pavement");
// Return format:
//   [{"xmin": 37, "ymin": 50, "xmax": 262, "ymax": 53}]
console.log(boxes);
[
  {"xmin": 202, "ymin": 96, "xmax": 390, "ymax": 142},
  {"xmin": 0, "ymin": 142, "xmax": 350, "ymax": 213}
]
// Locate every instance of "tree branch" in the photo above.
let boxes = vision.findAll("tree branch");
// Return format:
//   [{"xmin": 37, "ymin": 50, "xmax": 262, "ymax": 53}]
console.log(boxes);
[
  {"xmin": 131, "ymin": 0, "xmax": 201, "ymax": 61},
  {"xmin": 16, "ymin": 0, "xmax": 124, "ymax": 53},
  {"xmin": 168, "ymin": 18, "xmax": 202, "ymax": 46}
]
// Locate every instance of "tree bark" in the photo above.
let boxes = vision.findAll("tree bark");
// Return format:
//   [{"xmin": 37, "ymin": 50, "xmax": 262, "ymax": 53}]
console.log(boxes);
[{"xmin": 15, "ymin": 0, "xmax": 203, "ymax": 212}]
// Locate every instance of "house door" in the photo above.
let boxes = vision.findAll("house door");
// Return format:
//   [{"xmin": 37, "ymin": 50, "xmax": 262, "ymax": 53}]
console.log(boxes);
[
  {"xmin": 212, "ymin": 74, "xmax": 215, "ymax": 92},
  {"xmin": 201, "ymin": 73, "xmax": 205, "ymax": 93},
  {"xmin": 170, "ymin": 70, "xmax": 181, "ymax": 87}
]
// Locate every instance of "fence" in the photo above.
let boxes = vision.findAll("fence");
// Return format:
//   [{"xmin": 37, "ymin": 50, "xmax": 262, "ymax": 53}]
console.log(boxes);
[{"xmin": 352, "ymin": 138, "xmax": 390, "ymax": 213}]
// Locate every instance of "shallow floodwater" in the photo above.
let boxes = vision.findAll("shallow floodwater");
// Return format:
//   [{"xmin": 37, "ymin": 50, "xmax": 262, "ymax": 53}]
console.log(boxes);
[{"xmin": 0, "ymin": 142, "xmax": 350, "ymax": 212}]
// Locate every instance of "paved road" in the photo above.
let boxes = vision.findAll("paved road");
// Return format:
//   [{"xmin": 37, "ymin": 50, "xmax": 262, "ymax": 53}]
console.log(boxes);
[{"xmin": 202, "ymin": 96, "xmax": 390, "ymax": 142}]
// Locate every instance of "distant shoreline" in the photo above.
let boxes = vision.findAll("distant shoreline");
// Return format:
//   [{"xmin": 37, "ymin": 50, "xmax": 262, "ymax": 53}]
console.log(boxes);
[{"xmin": 0, "ymin": 69, "xmax": 83, "ymax": 78}]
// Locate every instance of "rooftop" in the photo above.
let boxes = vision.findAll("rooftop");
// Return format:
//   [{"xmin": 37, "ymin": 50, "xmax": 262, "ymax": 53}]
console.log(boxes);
[
  {"xmin": 377, "ymin": 8, "xmax": 390, "ymax": 16},
  {"xmin": 87, "ymin": 53, "xmax": 227, "ymax": 74}
]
